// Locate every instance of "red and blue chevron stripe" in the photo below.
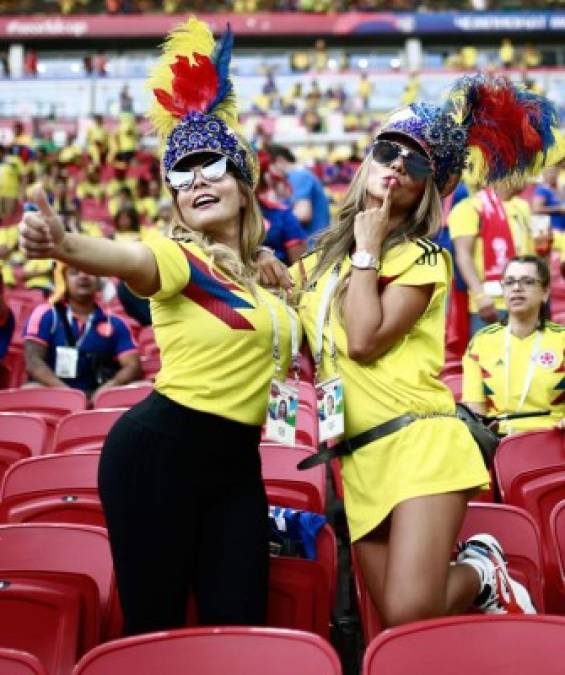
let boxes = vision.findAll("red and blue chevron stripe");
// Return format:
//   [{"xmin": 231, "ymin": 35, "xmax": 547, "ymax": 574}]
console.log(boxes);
[{"xmin": 180, "ymin": 246, "xmax": 255, "ymax": 330}]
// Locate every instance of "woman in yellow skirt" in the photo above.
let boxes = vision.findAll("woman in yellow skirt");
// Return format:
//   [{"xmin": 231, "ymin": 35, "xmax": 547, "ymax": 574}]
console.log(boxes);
[{"xmin": 284, "ymin": 75, "xmax": 562, "ymax": 626}]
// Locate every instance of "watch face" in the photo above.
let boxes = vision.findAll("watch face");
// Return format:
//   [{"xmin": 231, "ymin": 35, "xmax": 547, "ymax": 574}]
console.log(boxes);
[{"xmin": 352, "ymin": 251, "xmax": 376, "ymax": 268}]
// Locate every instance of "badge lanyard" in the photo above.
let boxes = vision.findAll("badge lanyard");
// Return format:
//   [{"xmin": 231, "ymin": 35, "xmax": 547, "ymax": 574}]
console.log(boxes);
[
  {"xmin": 263, "ymin": 295, "xmax": 300, "ymax": 446},
  {"xmin": 504, "ymin": 325, "xmax": 542, "ymax": 413},
  {"xmin": 313, "ymin": 263, "xmax": 345, "ymax": 443},
  {"xmin": 314, "ymin": 262, "xmax": 341, "ymax": 383}
]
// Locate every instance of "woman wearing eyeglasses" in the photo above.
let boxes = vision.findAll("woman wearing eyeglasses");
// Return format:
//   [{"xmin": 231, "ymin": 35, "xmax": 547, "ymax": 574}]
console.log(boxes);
[
  {"xmin": 18, "ymin": 19, "xmax": 300, "ymax": 636},
  {"xmin": 463, "ymin": 255, "xmax": 564, "ymax": 435},
  {"xmin": 287, "ymin": 76, "xmax": 562, "ymax": 626}
]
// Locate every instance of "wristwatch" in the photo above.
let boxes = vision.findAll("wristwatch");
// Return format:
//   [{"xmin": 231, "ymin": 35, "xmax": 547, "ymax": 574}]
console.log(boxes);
[{"xmin": 351, "ymin": 250, "xmax": 381, "ymax": 272}]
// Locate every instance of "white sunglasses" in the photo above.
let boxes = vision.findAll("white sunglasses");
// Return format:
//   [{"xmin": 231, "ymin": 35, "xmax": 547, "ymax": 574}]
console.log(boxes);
[{"xmin": 166, "ymin": 156, "xmax": 229, "ymax": 191}]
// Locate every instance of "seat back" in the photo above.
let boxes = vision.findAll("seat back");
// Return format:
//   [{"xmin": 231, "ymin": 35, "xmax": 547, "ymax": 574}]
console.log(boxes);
[
  {"xmin": 494, "ymin": 429, "xmax": 565, "ymax": 611},
  {"xmin": 92, "ymin": 383, "xmax": 153, "ymax": 409},
  {"xmin": 0, "ymin": 388, "xmax": 87, "ymax": 452},
  {"xmin": 440, "ymin": 373, "xmax": 462, "ymax": 401},
  {"xmin": 53, "ymin": 409, "xmax": 125, "ymax": 454},
  {"xmin": 0, "ymin": 413, "xmax": 48, "ymax": 482},
  {"xmin": 0, "ymin": 453, "xmax": 104, "ymax": 527},
  {"xmin": 459, "ymin": 502, "xmax": 545, "ymax": 612},
  {"xmin": 0, "ymin": 648, "xmax": 47, "ymax": 675},
  {"xmin": 73, "ymin": 626, "xmax": 342, "ymax": 675},
  {"xmin": 0, "ymin": 524, "xmax": 119, "ymax": 640},
  {"xmin": 260, "ymin": 443, "xmax": 326, "ymax": 513},
  {"xmin": 362, "ymin": 615, "xmax": 565, "ymax": 675},
  {"xmin": 0, "ymin": 575, "xmax": 82, "ymax": 675}
]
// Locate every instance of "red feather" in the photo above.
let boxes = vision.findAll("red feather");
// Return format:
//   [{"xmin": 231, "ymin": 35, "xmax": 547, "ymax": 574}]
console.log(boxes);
[
  {"xmin": 467, "ymin": 82, "xmax": 543, "ymax": 175},
  {"xmin": 153, "ymin": 53, "xmax": 219, "ymax": 118}
]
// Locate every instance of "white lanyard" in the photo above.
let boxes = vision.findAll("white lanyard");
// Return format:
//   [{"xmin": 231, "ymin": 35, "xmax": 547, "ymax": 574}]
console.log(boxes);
[
  {"xmin": 66, "ymin": 307, "xmax": 95, "ymax": 350},
  {"xmin": 314, "ymin": 262, "xmax": 341, "ymax": 381},
  {"xmin": 504, "ymin": 325, "xmax": 542, "ymax": 412},
  {"xmin": 264, "ymin": 296, "xmax": 299, "ymax": 379}
]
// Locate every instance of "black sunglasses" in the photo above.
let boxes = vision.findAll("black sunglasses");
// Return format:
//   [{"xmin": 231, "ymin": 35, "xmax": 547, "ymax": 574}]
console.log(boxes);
[{"xmin": 372, "ymin": 140, "xmax": 433, "ymax": 180}]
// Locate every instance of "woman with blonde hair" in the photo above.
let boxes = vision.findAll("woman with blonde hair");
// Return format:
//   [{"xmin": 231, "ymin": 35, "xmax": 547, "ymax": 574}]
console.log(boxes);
[
  {"xmin": 287, "ymin": 76, "xmax": 561, "ymax": 626},
  {"xmin": 19, "ymin": 18, "xmax": 299, "ymax": 636}
]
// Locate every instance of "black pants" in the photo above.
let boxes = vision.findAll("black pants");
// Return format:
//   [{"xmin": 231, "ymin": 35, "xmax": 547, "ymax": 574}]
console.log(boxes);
[{"xmin": 98, "ymin": 391, "xmax": 269, "ymax": 636}]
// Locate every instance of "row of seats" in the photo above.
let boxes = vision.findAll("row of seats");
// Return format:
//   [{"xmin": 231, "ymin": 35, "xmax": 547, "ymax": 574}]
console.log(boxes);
[{"xmin": 0, "ymin": 501, "xmax": 556, "ymax": 675}]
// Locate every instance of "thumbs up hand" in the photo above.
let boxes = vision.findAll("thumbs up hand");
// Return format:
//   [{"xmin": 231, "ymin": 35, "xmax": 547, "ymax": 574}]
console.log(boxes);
[{"xmin": 19, "ymin": 187, "xmax": 66, "ymax": 259}]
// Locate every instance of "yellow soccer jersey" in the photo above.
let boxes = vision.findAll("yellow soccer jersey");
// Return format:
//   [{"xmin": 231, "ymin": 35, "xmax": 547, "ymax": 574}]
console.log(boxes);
[
  {"xmin": 463, "ymin": 322, "xmax": 565, "ymax": 434},
  {"xmin": 293, "ymin": 239, "xmax": 457, "ymax": 435},
  {"xmin": 141, "ymin": 237, "xmax": 300, "ymax": 426},
  {"xmin": 448, "ymin": 194, "xmax": 533, "ymax": 312},
  {"xmin": 292, "ymin": 239, "xmax": 489, "ymax": 540}
]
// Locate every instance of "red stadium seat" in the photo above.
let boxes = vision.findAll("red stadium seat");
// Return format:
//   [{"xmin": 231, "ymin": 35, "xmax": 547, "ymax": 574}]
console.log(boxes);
[
  {"xmin": 0, "ymin": 413, "xmax": 48, "ymax": 482},
  {"xmin": 439, "ymin": 359, "xmax": 463, "ymax": 379},
  {"xmin": 260, "ymin": 443, "xmax": 326, "ymax": 513},
  {"xmin": 73, "ymin": 626, "xmax": 342, "ymax": 675},
  {"xmin": 0, "ymin": 648, "xmax": 47, "ymax": 675},
  {"xmin": 494, "ymin": 429, "xmax": 565, "ymax": 611},
  {"xmin": 0, "ymin": 388, "xmax": 87, "ymax": 452},
  {"xmin": 0, "ymin": 345, "xmax": 26, "ymax": 388},
  {"xmin": 296, "ymin": 403, "xmax": 318, "ymax": 447},
  {"xmin": 362, "ymin": 615, "xmax": 565, "ymax": 675},
  {"xmin": 548, "ymin": 499, "xmax": 565, "ymax": 614},
  {"xmin": 459, "ymin": 502, "xmax": 545, "ymax": 613},
  {"xmin": 0, "ymin": 575, "xmax": 82, "ymax": 675},
  {"xmin": 92, "ymin": 383, "xmax": 152, "ymax": 409},
  {"xmin": 140, "ymin": 354, "xmax": 160, "ymax": 380},
  {"xmin": 0, "ymin": 452, "xmax": 103, "ymax": 527},
  {"xmin": 352, "ymin": 502, "xmax": 546, "ymax": 644},
  {"xmin": 0, "ymin": 524, "xmax": 120, "ymax": 640},
  {"xmin": 52, "ymin": 409, "xmax": 125, "ymax": 453}
]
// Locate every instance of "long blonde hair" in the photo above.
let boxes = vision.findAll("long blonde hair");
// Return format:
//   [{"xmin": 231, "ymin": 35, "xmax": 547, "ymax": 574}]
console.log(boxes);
[
  {"xmin": 308, "ymin": 151, "xmax": 443, "ymax": 318},
  {"xmin": 169, "ymin": 180, "xmax": 264, "ymax": 292}
]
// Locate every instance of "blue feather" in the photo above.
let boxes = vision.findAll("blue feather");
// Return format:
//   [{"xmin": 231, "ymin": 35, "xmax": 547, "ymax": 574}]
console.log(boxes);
[
  {"xmin": 207, "ymin": 24, "xmax": 234, "ymax": 113},
  {"xmin": 515, "ymin": 88, "xmax": 558, "ymax": 155}
]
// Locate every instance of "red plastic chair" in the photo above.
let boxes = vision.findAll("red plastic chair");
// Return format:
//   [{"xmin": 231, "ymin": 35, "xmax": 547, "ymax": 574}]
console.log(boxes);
[
  {"xmin": 0, "ymin": 388, "xmax": 87, "ymax": 452},
  {"xmin": 459, "ymin": 502, "xmax": 545, "ymax": 612},
  {"xmin": 73, "ymin": 626, "xmax": 342, "ymax": 675},
  {"xmin": 141, "ymin": 354, "xmax": 160, "ymax": 380},
  {"xmin": 260, "ymin": 443, "xmax": 326, "ymax": 513},
  {"xmin": 0, "ymin": 345, "xmax": 26, "ymax": 388},
  {"xmin": 0, "ymin": 575, "xmax": 82, "ymax": 675},
  {"xmin": 0, "ymin": 524, "xmax": 120, "ymax": 640},
  {"xmin": 0, "ymin": 648, "xmax": 47, "ymax": 675},
  {"xmin": 92, "ymin": 383, "xmax": 153, "ymax": 409},
  {"xmin": 362, "ymin": 615, "xmax": 565, "ymax": 675},
  {"xmin": 52, "ymin": 409, "xmax": 125, "ymax": 453},
  {"xmin": 0, "ymin": 452, "xmax": 104, "ymax": 527},
  {"xmin": 494, "ymin": 429, "xmax": 565, "ymax": 612},
  {"xmin": 440, "ymin": 372, "xmax": 463, "ymax": 401},
  {"xmin": 352, "ymin": 502, "xmax": 546, "ymax": 644},
  {"xmin": 269, "ymin": 523, "xmax": 337, "ymax": 639},
  {"xmin": 439, "ymin": 359, "xmax": 463, "ymax": 379},
  {"xmin": 0, "ymin": 413, "xmax": 48, "ymax": 482},
  {"xmin": 296, "ymin": 403, "xmax": 318, "ymax": 448}
]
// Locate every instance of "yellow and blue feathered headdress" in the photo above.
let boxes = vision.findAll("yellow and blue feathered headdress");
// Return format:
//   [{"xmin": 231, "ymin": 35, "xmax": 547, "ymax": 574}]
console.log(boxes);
[
  {"xmin": 376, "ymin": 73, "xmax": 563, "ymax": 193},
  {"xmin": 147, "ymin": 16, "xmax": 258, "ymax": 188}
]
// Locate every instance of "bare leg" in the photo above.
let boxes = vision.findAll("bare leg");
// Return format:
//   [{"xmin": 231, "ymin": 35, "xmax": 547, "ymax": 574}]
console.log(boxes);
[{"xmin": 355, "ymin": 491, "xmax": 480, "ymax": 628}]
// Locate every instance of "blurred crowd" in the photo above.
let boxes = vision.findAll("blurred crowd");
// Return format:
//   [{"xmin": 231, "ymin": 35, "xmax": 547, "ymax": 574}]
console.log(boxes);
[{"xmin": 0, "ymin": 0, "xmax": 562, "ymax": 15}]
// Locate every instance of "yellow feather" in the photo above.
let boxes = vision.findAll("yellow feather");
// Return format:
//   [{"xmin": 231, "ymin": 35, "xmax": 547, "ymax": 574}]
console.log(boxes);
[{"xmin": 146, "ymin": 16, "xmax": 216, "ymax": 140}]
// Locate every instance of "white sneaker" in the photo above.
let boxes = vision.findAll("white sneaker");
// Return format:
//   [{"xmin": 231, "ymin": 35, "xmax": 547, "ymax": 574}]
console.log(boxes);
[{"xmin": 457, "ymin": 533, "xmax": 537, "ymax": 614}]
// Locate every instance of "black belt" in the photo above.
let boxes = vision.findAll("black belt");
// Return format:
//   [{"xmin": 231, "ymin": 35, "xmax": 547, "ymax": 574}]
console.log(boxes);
[{"xmin": 297, "ymin": 413, "xmax": 417, "ymax": 470}]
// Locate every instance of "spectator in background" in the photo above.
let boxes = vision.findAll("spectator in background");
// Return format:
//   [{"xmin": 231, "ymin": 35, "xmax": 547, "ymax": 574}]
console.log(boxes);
[
  {"xmin": 24, "ymin": 262, "xmax": 141, "ymax": 398},
  {"xmin": 110, "ymin": 113, "xmax": 138, "ymax": 165},
  {"xmin": 532, "ymin": 165, "xmax": 565, "ymax": 234},
  {"xmin": 22, "ymin": 258, "xmax": 54, "ymax": 298},
  {"xmin": 0, "ymin": 272, "xmax": 14, "ymax": 361},
  {"xmin": 256, "ymin": 151, "xmax": 307, "ymax": 266},
  {"xmin": 358, "ymin": 72, "xmax": 372, "ymax": 111},
  {"xmin": 267, "ymin": 144, "xmax": 331, "ymax": 244},
  {"xmin": 499, "ymin": 38, "xmax": 515, "ymax": 68},
  {"xmin": 86, "ymin": 114, "xmax": 109, "ymax": 167},
  {"xmin": 313, "ymin": 39, "xmax": 328, "ymax": 71},
  {"xmin": 463, "ymin": 255, "xmax": 564, "ymax": 434},
  {"xmin": 93, "ymin": 51, "xmax": 108, "ymax": 77},
  {"xmin": 449, "ymin": 184, "xmax": 533, "ymax": 337},
  {"xmin": 24, "ymin": 49, "xmax": 38, "ymax": 78},
  {"xmin": 119, "ymin": 85, "xmax": 134, "ymax": 114}
]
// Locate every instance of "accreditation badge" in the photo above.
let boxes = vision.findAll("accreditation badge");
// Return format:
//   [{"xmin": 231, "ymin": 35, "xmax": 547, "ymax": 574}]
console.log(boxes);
[
  {"xmin": 265, "ymin": 379, "xmax": 299, "ymax": 446},
  {"xmin": 55, "ymin": 346, "xmax": 79, "ymax": 379},
  {"xmin": 316, "ymin": 376, "xmax": 345, "ymax": 442}
]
